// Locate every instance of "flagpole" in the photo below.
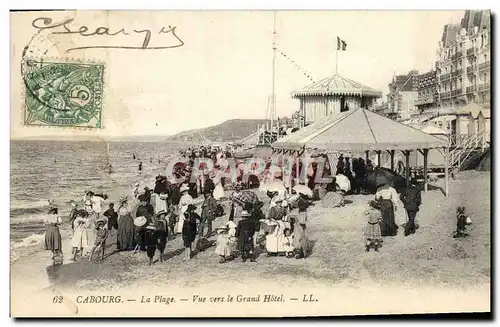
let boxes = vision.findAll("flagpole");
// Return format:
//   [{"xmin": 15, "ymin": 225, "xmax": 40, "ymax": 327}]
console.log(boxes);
[{"xmin": 335, "ymin": 44, "xmax": 339, "ymax": 74}]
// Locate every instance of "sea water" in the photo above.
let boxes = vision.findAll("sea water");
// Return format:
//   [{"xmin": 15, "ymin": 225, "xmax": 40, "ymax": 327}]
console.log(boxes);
[{"xmin": 10, "ymin": 140, "xmax": 184, "ymax": 263}]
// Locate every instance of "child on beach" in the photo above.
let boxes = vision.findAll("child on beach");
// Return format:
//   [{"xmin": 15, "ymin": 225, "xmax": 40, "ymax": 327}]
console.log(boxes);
[
  {"xmin": 144, "ymin": 222, "xmax": 158, "ymax": 266},
  {"xmin": 182, "ymin": 205, "xmax": 198, "ymax": 260},
  {"xmin": 453, "ymin": 206, "xmax": 470, "ymax": 238},
  {"xmin": 200, "ymin": 191, "xmax": 217, "ymax": 237},
  {"xmin": 68, "ymin": 201, "xmax": 79, "ymax": 233},
  {"xmin": 88, "ymin": 219, "xmax": 109, "ymax": 261},
  {"xmin": 282, "ymin": 228, "xmax": 294, "ymax": 258},
  {"xmin": 167, "ymin": 205, "xmax": 178, "ymax": 238},
  {"xmin": 155, "ymin": 219, "xmax": 168, "ymax": 263},
  {"xmin": 363, "ymin": 207, "xmax": 383, "ymax": 252},
  {"xmin": 71, "ymin": 211, "xmax": 91, "ymax": 261},
  {"xmin": 214, "ymin": 221, "xmax": 237, "ymax": 263}
]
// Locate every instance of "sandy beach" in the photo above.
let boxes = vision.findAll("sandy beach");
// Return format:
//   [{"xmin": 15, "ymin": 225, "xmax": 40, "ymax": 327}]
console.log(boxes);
[{"xmin": 11, "ymin": 170, "xmax": 491, "ymax": 316}]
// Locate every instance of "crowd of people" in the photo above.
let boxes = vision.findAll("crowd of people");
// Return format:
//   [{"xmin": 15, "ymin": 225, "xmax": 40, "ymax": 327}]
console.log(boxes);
[
  {"xmin": 42, "ymin": 147, "xmax": 470, "ymax": 271},
  {"xmin": 43, "ymin": 166, "xmax": 315, "ymax": 267}
]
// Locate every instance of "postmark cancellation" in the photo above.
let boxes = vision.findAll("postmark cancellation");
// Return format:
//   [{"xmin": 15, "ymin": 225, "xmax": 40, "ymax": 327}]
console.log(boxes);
[{"xmin": 22, "ymin": 59, "xmax": 104, "ymax": 129}]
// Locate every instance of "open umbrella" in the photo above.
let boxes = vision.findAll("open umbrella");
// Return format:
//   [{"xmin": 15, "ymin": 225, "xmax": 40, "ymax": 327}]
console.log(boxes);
[
  {"xmin": 259, "ymin": 180, "xmax": 286, "ymax": 195},
  {"xmin": 365, "ymin": 168, "xmax": 407, "ymax": 194},
  {"xmin": 334, "ymin": 174, "xmax": 351, "ymax": 192},
  {"xmin": 292, "ymin": 184, "xmax": 313, "ymax": 198},
  {"xmin": 134, "ymin": 216, "xmax": 147, "ymax": 227}
]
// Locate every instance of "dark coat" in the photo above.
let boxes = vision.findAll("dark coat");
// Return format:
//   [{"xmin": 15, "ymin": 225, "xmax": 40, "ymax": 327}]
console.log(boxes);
[
  {"xmin": 170, "ymin": 185, "xmax": 181, "ymax": 206},
  {"xmin": 203, "ymin": 178, "xmax": 215, "ymax": 194},
  {"xmin": 400, "ymin": 186, "xmax": 421, "ymax": 211},
  {"xmin": 136, "ymin": 204, "xmax": 154, "ymax": 219},
  {"xmin": 236, "ymin": 217, "xmax": 258, "ymax": 251},
  {"xmin": 268, "ymin": 206, "xmax": 286, "ymax": 220},
  {"xmin": 182, "ymin": 215, "xmax": 198, "ymax": 246},
  {"xmin": 154, "ymin": 180, "xmax": 168, "ymax": 195},
  {"xmin": 103, "ymin": 209, "xmax": 118, "ymax": 230},
  {"xmin": 201, "ymin": 196, "xmax": 218, "ymax": 221}
]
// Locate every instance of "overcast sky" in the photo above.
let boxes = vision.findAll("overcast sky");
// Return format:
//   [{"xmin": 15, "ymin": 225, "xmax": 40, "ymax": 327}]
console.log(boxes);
[{"xmin": 11, "ymin": 10, "xmax": 464, "ymax": 138}]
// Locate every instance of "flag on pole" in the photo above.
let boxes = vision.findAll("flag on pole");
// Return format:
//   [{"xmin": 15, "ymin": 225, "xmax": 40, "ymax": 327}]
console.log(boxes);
[{"xmin": 337, "ymin": 36, "xmax": 347, "ymax": 51}]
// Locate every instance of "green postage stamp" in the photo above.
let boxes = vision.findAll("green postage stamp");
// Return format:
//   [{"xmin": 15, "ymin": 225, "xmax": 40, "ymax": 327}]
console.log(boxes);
[{"xmin": 23, "ymin": 60, "xmax": 104, "ymax": 128}]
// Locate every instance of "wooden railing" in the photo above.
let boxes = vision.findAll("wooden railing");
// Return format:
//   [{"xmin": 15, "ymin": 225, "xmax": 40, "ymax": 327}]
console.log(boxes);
[{"xmin": 448, "ymin": 130, "xmax": 489, "ymax": 169}]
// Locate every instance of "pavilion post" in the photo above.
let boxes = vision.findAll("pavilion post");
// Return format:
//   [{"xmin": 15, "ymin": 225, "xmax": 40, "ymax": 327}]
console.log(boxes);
[
  {"xmin": 423, "ymin": 149, "xmax": 429, "ymax": 192},
  {"xmin": 404, "ymin": 150, "xmax": 410, "ymax": 187},
  {"xmin": 295, "ymin": 154, "xmax": 300, "ymax": 185},
  {"xmin": 365, "ymin": 150, "xmax": 369, "ymax": 162},
  {"xmin": 387, "ymin": 150, "xmax": 395, "ymax": 171},
  {"xmin": 444, "ymin": 146, "xmax": 449, "ymax": 197},
  {"xmin": 376, "ymin": 151, "xmax": 381, "ymax": 167}
]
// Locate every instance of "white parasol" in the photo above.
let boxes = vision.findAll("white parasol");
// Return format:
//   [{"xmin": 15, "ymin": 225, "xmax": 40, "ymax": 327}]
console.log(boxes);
[
  {"xmin": 335, "ymin": 174, "xmax": 351, "ymax": 192},
  {"xmin": 259, "ymin": 181, "xmax": 286, "ymax": 195},
  {"xmin": 134, "ymin": 216, "xmax": 147, "ymax": 227},
  {"xmin": 292, "ymin": 184, "xmax": 313, "ymax": 198}
]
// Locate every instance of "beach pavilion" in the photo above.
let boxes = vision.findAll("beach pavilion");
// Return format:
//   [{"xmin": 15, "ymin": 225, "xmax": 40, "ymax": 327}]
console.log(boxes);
[
  {"xmin": 272, "ymin": 107, "xmax": 450, "ymax": 196},
  {"xmin": 292, "ymin": 73, "xmax": 383, "ymax": 124}
]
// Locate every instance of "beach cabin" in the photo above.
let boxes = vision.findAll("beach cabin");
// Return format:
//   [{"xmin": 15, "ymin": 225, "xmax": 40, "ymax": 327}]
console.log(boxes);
[{"xmin": 291, "ymin": 73, "xmax": 382, "ymax": 124}]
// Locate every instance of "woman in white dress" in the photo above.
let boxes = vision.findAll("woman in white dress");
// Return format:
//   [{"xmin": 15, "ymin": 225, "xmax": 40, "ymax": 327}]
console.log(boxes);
[
  {"xmin": 71, "ymin": 211, "xmax": 91, "ymax": 260},
  {"xmin": 214, "ymin": 220, "xmax": 237, "ymax": 263},
  {"xmin": 212, "ymin": 173, "xmax": 225, "ymax": 200},
  {"xmin": 177, "ymin": 184, "xmax": 193, "ymax": 234}
]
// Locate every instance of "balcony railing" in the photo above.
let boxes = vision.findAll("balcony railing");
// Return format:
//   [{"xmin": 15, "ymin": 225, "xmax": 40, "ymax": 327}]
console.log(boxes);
[
  {"xmin": 452, "ymin": 52, "xmax": 463, "ymax": 60},
  {"xmin": 466, "ymin": 85, "xmax": 476, "ymax": 94},
  {"xmin": 467, "ymin": 48, "xmax": 477, "ymax": 56},
  {"xmin": 452, "ymin": 69, "xmax": 463, "ymax": 77},
  {"xmin": 478, "ymin": 83, "xmax": 490, "ymax": 92},
  {"xmin": 441, "ymin": 91, "xmax": 451, "ymax": 99},
  {"xmin": 451, "ymin": 89, "xmax": 463, "ymax": 97},
  {"xmin": 414, "ymin": 95, "xmax": 435, "ymax": 106},
  {"xmin": 478, "ymin": 61, "xmax": 490, "ymax": 71},
  {"xmin": 440, "ymin": 73, "xmax": 451, "ymax": 81},
  {"xmin": 466, "ymin": 66, "xmax": 475, "ymax": 74}
]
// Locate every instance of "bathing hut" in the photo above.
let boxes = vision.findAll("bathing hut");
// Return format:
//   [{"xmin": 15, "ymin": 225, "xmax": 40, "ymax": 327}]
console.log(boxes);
[{"xmin": 292, "ymin": 73, "xmax": 383, "ymax": 124}]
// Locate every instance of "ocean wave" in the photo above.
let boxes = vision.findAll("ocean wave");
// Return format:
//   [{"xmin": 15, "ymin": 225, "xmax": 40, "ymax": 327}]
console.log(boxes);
[
  {"xmin": 10, "ymin": 233, "xmax": 46, "ymax": 264},
  {"xmin": 10, "ymin": 206, "xmax": 46, "ymax": 217},
  {"xmin": 11, "ymin": 233, "xmax": 45, "ymax": 250}
]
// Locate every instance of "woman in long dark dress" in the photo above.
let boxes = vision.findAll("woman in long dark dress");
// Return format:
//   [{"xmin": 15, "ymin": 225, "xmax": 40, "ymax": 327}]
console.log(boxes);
[
  {"xmin": 44, "ymin": 207, "xmax": 62, "ymax": 254},
  {"xmin": 182, "ymin": 205, "xmax": 198, "ymax": 260},
  {"xmin": 117, "ymin": 197, "xmax": 135, "ymax": 250},
  {"xmin": 374, "ymin": 185, "xmax": 399, "ymax": 237}
]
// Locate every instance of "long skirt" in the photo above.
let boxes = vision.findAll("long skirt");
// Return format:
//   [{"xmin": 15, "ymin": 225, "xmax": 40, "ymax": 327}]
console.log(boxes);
[
  {"xmin": 292, "ymin": 223, "xmax": 308, "ymax": 252},
  {"xmin": 379, "ymin": 199, "xmax": 398, "ymax": 236},
  {"xmin": 71, "ymin": 227, "xmax": 89, "ymax": 249},
  {"xmin": 45, "ymin": 225, "xmax": 62, "ymax": 251},
  {"xmin": 213, "ymin": 183, "xmax": 225, "ymax": 200},
  {"xmin": 117, "ymin": 215, "xmax": 135, "ymax": 250}
]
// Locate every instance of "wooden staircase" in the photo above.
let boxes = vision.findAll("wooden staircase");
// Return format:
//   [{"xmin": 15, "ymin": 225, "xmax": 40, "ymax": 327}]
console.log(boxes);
[{"xmin": 448, "ymin": 130, "xmax": 489, "ymax": 170}]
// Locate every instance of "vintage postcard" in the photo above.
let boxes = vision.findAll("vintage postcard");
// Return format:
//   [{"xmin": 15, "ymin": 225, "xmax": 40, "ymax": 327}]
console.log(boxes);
[{"xmin": 10, "ymin": 10, "xmax": 491, "ymax": 317}]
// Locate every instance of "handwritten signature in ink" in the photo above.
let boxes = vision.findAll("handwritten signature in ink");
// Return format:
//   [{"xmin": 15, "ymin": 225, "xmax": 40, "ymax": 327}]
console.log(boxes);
[{"xmin": 32, "ymin": 17, "xmax": 185, "ymax": 53}]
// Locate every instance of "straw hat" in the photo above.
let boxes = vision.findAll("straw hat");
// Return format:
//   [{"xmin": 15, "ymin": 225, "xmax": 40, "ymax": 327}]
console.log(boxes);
[
  {"xmin": 215, "ymin": 226, "xmax": 229, "ymax": 234},
  {"xmin": 240, "ymin": 210, "xmax": 251, "ymax": 217},
  {"xmin": 180, "ymin": 184, "xmax": 189, "ymax": 192},
  {"xmin": 156, "ymin": 210, "xmax": 167, "ymax": 217},
  {"xmin": 146, "ymin": 222, "xmax": 157, "ymax": 230},
  {"xmin": 119, "ymin": 196, "xmax": 128, "ymax": 204},
  {"xmin": 134, "ymin": 216, "xmax": 147, "ymax": 227},
  {"xmin": 96, "ymin": 218, "xmax": 107, "ymax": 227},
  {"xmin": 134, "ymin": 182, "xmax": 140, "ymax": 187}
]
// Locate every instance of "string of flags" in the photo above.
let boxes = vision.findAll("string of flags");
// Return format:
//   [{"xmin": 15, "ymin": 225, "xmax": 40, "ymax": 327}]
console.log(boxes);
[{"xmin": 276, "ymin": 47, "xmax": 316, "ymax": 84}]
